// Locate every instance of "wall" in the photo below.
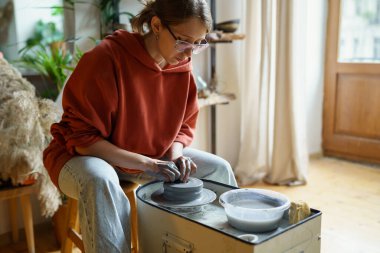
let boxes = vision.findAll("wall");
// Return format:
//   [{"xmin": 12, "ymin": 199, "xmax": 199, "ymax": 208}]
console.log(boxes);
[
  {"xmin": 305, "ymin": 0, "xmax": 327, "ymax": 155},
  {"xmin": 0, "ymin": 0, "xmax": 63, "ymax": 62},
  {"xmin": 212, "ymin": 0, "xmax": 244, "ymax": 166}
]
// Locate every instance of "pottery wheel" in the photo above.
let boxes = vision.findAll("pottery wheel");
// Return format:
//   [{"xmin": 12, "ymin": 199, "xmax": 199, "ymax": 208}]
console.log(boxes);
[{"xmin": 163, "ymin": 177, "xmax": 203, "ymax": 202}]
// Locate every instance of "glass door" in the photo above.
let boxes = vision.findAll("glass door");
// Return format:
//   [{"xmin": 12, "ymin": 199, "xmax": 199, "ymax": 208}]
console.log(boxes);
[
  {"xmin": 338, "ymin": 0, "xmax": 380, "ymax": 63},
  {"xmin": 323, "ymin": 0, "xmax": 380, "ymax": 164}
]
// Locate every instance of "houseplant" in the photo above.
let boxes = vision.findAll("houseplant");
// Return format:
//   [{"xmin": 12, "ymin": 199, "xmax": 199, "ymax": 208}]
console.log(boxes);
[
  {"xmin": 14, "ymin": 0, "xmax": 136, "ymax": 99},
  {"xmin": 99, "ymin": 0, "xmax": 135, "ymax": 37},
  {"xmin": 15, "ymin": 20, "xmax": 82, "ymax": 100}
]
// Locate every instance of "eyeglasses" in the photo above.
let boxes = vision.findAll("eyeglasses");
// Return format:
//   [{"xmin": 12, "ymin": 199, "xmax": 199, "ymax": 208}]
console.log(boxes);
[{"xmin": 165, "ymin": 25, "xmax": 209, "ymax": 55}]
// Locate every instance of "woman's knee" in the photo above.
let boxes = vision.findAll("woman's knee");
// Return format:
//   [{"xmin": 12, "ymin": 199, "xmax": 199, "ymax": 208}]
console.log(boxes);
[
  {"xmin": 213, "ymin": 156, "xmax": 233, "ymax": 172},
  {"xmin": 74, "ymin": 156, "xmax": 120, "ymax": 192}
]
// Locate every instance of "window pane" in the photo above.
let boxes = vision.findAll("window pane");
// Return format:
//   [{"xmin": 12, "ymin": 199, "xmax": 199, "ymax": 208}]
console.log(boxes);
[{"xmin": 338, "ymin": 0, "xmax": 380, "ymax": 63}]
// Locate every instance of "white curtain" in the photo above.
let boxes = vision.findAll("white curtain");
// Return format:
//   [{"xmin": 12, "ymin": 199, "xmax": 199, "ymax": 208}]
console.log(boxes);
[{"xmin": 235, "ymin": 0, "xmax": 326, "ymax": 186}]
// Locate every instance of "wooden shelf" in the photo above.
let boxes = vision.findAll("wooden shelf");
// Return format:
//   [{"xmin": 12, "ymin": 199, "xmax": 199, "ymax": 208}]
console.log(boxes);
[
  {"xmin": 198, "ymin": 92, "xmax": 236, "ymax": 108},
  {"xmin": 207, "ymin": 32, "xmax": 246, "ymax": 43}
]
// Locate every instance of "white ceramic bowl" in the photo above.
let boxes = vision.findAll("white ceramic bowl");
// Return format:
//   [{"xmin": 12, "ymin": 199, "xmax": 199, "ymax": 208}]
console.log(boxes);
[
  {"xmin": 215, "ymin": 19, "xmax": 240, "ymax": 33},
  {"xmin": 219, "ymin": 188, "xmax": 290, "ymax": 232}
]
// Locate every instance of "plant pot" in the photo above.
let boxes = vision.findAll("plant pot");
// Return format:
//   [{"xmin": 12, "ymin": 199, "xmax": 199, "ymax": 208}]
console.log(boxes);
[{"xmin": 50, "ymin": 41, "xmax": 66, "ymax": 55}]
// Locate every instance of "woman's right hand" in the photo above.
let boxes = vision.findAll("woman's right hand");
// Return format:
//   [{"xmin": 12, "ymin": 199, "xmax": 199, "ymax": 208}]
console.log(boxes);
[{"xmin": 145, "ymin": 159, "xmax": 181, "ymax": 182}]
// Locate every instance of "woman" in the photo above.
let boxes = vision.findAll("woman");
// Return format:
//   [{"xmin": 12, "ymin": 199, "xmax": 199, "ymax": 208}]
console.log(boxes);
[{"xmin": 43, "ymin": 0, "xmax": 237, "ymax": 252}]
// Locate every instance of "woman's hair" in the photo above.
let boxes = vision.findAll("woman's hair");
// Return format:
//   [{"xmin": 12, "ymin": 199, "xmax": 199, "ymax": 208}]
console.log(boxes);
[{"xmin": 131, "ymin": 0, "xmax": 212, "ymax": 34}]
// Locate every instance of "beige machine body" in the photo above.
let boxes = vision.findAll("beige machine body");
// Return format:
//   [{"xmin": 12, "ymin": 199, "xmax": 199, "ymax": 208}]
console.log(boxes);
[{"xmin": 136, "ymin": 181, "xmax": 321, "ymax": 253}]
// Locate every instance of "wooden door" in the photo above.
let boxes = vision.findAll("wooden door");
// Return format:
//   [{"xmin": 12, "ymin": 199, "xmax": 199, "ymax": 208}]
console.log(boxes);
[{"xmin": 323, "ymin": 0, "xmax": 380, "ymax": 164}]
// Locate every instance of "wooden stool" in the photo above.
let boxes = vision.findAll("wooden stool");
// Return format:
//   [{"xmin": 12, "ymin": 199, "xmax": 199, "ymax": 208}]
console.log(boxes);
[
  {"xmin": 61, "ymin": 181, "xmax": 139, "ymax": 253},
  {"xmin": 0, "ymin": 183, "xmax": 37, "ymax": 253}
]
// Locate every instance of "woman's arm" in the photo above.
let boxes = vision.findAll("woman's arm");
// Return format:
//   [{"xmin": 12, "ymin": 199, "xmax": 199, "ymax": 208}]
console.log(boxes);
[
  {"xmin": 76, "ymin": 139, "xmax": 152, "ymax": 170},
  {"xmin": 75, "ymin": 139, "xmax": 180, "ymax": 181},
  {"xmin": 165, "ymin": 141, "xmax": 184, "ymax": 161}
]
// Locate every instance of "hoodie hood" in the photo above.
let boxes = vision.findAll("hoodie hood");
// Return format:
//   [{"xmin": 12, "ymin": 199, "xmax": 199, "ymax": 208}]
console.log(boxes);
[{"xmin": 104, "ymin": 30, "xmax": 192, "ymax": 73}]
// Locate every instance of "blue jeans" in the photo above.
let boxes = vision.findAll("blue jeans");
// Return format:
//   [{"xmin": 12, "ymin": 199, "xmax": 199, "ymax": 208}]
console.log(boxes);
[{"xmin": 58, "ymin": 147, "xmax": 237, "ymax": 253}]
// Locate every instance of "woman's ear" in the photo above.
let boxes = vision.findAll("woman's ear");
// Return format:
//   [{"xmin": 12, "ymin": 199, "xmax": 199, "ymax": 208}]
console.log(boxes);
[{"xmin": 150, "ymin": 16, "xmax": 162, "ymax": 36}]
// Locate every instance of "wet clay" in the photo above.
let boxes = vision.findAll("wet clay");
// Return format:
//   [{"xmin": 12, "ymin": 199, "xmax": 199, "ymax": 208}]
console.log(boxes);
[{"xmin": 163, "ymin": 177, "xmax": 203, "ymax": 202}]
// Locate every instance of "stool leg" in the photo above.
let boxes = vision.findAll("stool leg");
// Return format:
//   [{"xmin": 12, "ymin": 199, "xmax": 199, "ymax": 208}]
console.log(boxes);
[
  {"xmin": 126, "ymin": 190, "xmax": 138, "ymax": 253},
  {"xmin": 20, "ymin": 194, "xmax": 35, "ymax": 253},
  {"xmin": 62, "ymin": 198, "xmax": 79, "ymax": 253},
  {"xmin": 9, "ymin": 198, "xmax": 19, "ymax": 243}
]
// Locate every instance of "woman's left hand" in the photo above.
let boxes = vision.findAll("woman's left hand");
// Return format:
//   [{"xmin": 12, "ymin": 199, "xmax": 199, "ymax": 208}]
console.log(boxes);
[{"xmin": 174, "ymin": 156, "xmax": 197, "ymax": 182}]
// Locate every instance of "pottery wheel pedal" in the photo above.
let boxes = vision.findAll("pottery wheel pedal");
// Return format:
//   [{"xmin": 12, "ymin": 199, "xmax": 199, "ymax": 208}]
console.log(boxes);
[{"xmin": 151, "ymin": 177, "xmax": 216, "ymax": 212}]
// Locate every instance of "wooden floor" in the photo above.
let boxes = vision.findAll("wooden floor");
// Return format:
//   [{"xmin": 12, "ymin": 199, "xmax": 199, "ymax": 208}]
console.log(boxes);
[
  {"xmin": 251, "ymin": 157, "xmax": 380, "ymax": 253},
  {"xmin": 0, "ymin": 156, "xmax": 379, "ymax": 253}
]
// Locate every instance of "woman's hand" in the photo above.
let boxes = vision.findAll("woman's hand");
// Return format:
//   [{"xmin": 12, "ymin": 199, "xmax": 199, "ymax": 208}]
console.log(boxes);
[
  {"xmin": 145, "ymin": 159, "xmax": 181, "ymax": 182},
  {"xmin": 174, "ymin": 156, "xmax": 197, "ymax": 182},
  {"xmin": 164, "ymin": 142, "xmax": 197, "ymax": 182}
]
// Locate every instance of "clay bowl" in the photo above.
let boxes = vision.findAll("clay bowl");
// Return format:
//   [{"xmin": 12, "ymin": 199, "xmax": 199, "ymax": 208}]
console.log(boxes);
[{"xmin": 215, "ymin": 19, "xmax": 240, "ymax": 33}]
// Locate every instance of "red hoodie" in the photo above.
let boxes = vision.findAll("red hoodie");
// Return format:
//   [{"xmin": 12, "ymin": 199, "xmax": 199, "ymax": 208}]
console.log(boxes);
[{"xmin": 43, "ymin": 31, "xmax": 199, "ymax": 187}]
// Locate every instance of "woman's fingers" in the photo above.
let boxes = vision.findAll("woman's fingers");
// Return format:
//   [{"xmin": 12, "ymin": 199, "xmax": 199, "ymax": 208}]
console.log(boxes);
[
  {"xmin": 176, "ymin": 158, "xmax": 186, "ymax": 181},
  {"xmin": 183, "ymin": 158, "xmax": 192, "ymax": 182},
  {"xmin": 166, "ymin": 161, "xmax": 180, "ymax": 181},
  {"xmin": 175, "ymin": 156, "xmax": 197, "ymax": 182},
  {"xmin": 152, "ymin": 157, "xmax": 197, "ymax": 183},
  {"xmin": 190, "ymin": 158, "xmax": 197, "ymax": 175},
  {"xmin": 161, "ymin": 170, "xmax": 175, "ymax": 182},
  {"xmin": 154, "ymin": 160, "xmax": 180, "ymax": 182}
]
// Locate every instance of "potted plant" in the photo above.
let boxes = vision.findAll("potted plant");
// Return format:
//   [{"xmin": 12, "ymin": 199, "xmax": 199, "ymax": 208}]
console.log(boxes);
[
  {"xmin": 15, "ymin": 20, "xmax": 82, "ymax": 100},
  {"xmin": 99, "ymin": 0, "xmax": 135, "ymax": 37}
]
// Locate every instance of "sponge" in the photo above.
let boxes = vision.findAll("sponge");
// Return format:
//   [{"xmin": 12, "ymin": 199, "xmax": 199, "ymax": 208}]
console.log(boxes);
[{"xmin": 289, "ymin": 201, "xmax": 311, "ymax": 224}]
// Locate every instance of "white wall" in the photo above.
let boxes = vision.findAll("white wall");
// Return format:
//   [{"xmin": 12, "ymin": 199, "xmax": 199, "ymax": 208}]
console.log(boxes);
[
  {"xmin": 212, "ymin": 0, "xmax": 244, "ymax": 166},
  {"xmin": 305, "ymin": 0, "xmax": 327, "ymax": 155},
  {"xmin": 1, "ymin": 0, "xmax": 63, "ymax": 61}
]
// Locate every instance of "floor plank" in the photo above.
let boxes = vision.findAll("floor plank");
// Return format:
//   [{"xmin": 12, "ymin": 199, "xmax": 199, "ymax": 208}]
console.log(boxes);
[
  {"xmin": 249, "ymin": 157, "xmax": 380, "ymax": 253},
  {"xmin": 0, "ymin": 157, "xmax": 379, "ymax": 253}
]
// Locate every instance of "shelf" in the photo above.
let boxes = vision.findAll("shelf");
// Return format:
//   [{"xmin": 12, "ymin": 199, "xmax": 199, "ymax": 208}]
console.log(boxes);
[
  {"xmin": 198, "ymin": 92, "xmax": 236, "ymax": 108},
  {"xmin": 207, "ymin": 32, "xmax": 246, "ymax": 43}
]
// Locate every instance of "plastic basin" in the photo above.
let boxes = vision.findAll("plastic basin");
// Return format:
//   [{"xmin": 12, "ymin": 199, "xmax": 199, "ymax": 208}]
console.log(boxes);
[{"xmin": 219, "ymin": 188, "xmax": 290, "ymax": 233}]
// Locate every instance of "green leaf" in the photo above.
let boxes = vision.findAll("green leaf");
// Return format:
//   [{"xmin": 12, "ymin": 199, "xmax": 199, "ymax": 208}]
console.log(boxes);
[{"xmin": 51, "ymin": 6, "xmax": 64, "ymax": 16}]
